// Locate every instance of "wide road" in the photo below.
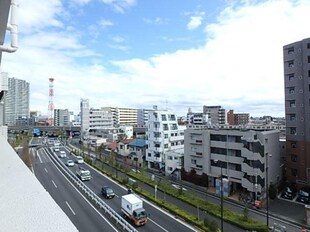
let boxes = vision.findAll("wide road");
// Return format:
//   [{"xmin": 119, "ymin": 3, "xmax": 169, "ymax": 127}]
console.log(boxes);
[
  {"xmin": 32, "ymin": 147, "xmax": 120, "ymax": 232},
  {"xmin": 56, "ymin": 148, "xmax": 200, "ymax": 232}
]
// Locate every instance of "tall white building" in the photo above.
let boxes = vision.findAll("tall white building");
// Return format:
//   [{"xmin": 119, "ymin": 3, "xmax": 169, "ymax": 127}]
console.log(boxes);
[
  {"xmin": 89, "ymin": 108, "xmax": 113, "ymax": 128},
  {"xmin": 0, "ymin": 72, "xmax": 8, "ymax": 129},
  {"xmin": 4, "ymin": 77, "xmax": 29, "ymax": 126},
  {"xmin": 146, "ymin": 108, "xmax": 184, "ymax": 174},
  {"xmin": 102, "ymin": 106, "xmax": 137, "ymax": 126},
  {"xmin": 137, "ymin": 108, "xmax": 154, "ymax": 126},
  {"xmin": 80, "ymin": 99, "xmax": 89, "ymax": 135}
]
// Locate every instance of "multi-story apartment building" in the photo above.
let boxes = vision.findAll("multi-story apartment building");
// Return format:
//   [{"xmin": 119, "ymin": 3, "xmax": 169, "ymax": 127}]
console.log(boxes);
[
  {"xmin": 137, "ymin": 108, "xmax": 154, "ymax": 126},
  {"xmin": 4, "ymin": 76, "xmax": 29, "ymax": 126},
  {"xmin": 203, "ymin": 105, "xmax": 226, "ymax": 125},
  {"xmin": 184, "ymin": 126, "xmax": 281, "ymax": 200},
  {"xmin": 89, "ymin": 108, "xmax": 113, "ymax": 128},
  {"xmin": 54, "ymin": 109, "xmax": 70, "ymax": 126},
  {"xmin": 0, "ymin": 72, "xmax": 8, "ymax": 131},
  {"xmin": 80, "ymin": 99, "xmax": 90, "ymax": 135},
  {"xmin": 102, "ymin": 106, "xmax": 137, "ymax": 126},
  {"xmin": 283, "ymin": 38, "xmax": 310, "ymax": 186},
  {"xmin": 227, "ymin": 109, "xmax": 249, "ymax": 125},
  {"xmin": 187, "ymin": 108, "xmax": 208, "ymax": 125},
  {"xmin": 146, "ymin": 109, "xmax": 185, "ymax": 174}
]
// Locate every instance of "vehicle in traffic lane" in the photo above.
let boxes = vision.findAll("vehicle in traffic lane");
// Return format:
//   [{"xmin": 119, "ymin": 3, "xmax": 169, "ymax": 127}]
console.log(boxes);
[
  {"xmin": 66, "ymin": 160, "xmax": 74, "ymax": 167},
  {"xmin": 101, "ymin": 186, "xmax": 115, "ymax": 199},
  {"xmin": 59, "ymin": 151, "xmax": 66, "ymax": 158},
  {"xmin": 76, "ymin": 167, "xmax": 91, "ymax": 181},
  {"xmin": 75, "ymin": 156, "xmax": 84, "ymax": 164},
  {"xmin": 121, "ymin": 194, "xmax": 147, "ymax": 226}
]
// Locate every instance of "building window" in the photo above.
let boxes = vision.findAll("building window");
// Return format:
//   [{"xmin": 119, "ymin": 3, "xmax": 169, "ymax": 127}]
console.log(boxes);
[
  {"xmin": 169, "ymin": 114, "xmax": 176, "ymax": 121},
  {"xmin": 291, "ymin": 142, "xmax": 297, "ymax": 149},
  {"xmin": 308, "ymin": 56, "xmax": 310, "ymax": 63},
  {"xmin": 290, "ymin": 114, "xmax": 296, "ymax": 121},
  {"xmin": 290, "ymin": 127, "xmax": 296, "ymax": 135},
  {"xmin": 164, "ymin": 134, "xmax": 168, "ymax": 139},
  {"xmin": 291, "ymin": 155, "xmax": 297, "ymax": 162},
  {"xmin": 288, "ymin": 48, "xmax": 294, "ymax": 54},
  {"xmin": 308, "ymin": 70, "xmax": 310, "ymax": 77},
  {"xmin": 168, "ymin": 167, "xmax": 173, "ymax": 171},
  {"xmin": 288, "ymin": 61, "xmax": 294, "ymax": 68},
  {"xmin": 164, "ymin": 144, "xmax": 168, "ymax": 149},
  {"xmin": 288, "ymin": 87, "xmax": 295, "ymax": 94},
  {"xmin": 288, "ymin": 74, "xmax": 294, "ymax": 81},
  {"xmin": 148, "ymin": 153, "xmax": 151, "ymax": 157},
  {"xmin": 161, "ymin": 114, "xmax": 167, "ymax": 121},
  {"xmin": 163, "ymin": 124, "xmax": 168, "ymax": 131},
  {"xmin": 308, "ymin": 43, "xmax": 310, "ymax": 49},
  {"xmin": 191, "ymin": 159, "xmax": 197, "ymax": 164},
  {"xmin": 289, "ymin": 100, "xmax": 296, "ymax": 107},
  {"xmin": 167, "ymin": 156, "xmax": 172, "ymax": 160},
  {"xmin": 191, "ymin": 147, "xmax": 197, "ymax": 152}
]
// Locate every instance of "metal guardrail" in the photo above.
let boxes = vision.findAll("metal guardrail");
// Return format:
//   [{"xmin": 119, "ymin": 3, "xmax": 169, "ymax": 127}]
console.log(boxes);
[{"xmin": 44, "ymin": 147, "xmax": 138, "ymax": 232}]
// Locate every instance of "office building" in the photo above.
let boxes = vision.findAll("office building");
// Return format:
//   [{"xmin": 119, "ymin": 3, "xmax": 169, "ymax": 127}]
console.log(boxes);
[
  {"xmin": 4, "ymin": 77, "xmax": 29, "ymax": 126},
  {"xmin": 187, "ymin": 108, "xmax": 208, "ymax": 125},
  {"xmin": 54, "ymin": 109, "xmax": 70, "ymax": 126},
  {"xmin": 283, "ymin": 38, "xmax": 310, "ymax": 185},
  {"xmin": 203, "ymin": 105, "xmax": 226, "ymax": 125},
  {"xmin": 80, "ymin": 98, "xmax": 90, "ymax": 135}
]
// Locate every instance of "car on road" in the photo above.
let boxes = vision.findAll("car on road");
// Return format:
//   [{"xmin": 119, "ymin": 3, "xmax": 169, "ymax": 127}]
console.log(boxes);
[
  {"xmin": 76, "ymin": 167, "xmax": 91, "ymax": 181},
  {"xmin": 101, "ymin": 186, "xmax": 115, "ymax": 199},
  {"xmin": 297, "ymin": 190, "xmax": 309, "ymax": 204},
  {"xmin": 59, "ymin": 151, "xmax": 66, "ymax": 158},
  {"xmin": 75, "ymin": 156, "xmax": 84, "ymax": 164},
  {"xmin": 66, "ymin": 160, "xmax": 74, "ymax": 167},
  {"xmin": 280, "ymin": 187, "xmax": 295, "ymax": 200}
]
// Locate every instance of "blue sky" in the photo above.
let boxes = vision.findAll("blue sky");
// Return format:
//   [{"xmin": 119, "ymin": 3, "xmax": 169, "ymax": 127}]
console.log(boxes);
[{"xmin": 2, "ymin": 0, "xmax": 310, "ymax": 117}]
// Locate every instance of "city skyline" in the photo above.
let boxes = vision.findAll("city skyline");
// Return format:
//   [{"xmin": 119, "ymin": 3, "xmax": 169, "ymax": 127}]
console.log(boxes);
[{"xmin": 2, "ymin": 0, "xmax": 310, "ymax": 117}]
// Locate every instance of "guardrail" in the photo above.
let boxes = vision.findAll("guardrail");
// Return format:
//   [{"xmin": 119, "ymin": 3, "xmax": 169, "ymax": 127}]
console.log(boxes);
[{"xmin": 44, "ymin": 147, "xmax": 138, "ymax": 232}]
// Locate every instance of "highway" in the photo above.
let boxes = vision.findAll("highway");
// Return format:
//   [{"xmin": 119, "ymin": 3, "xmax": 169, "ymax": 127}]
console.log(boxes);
[
  {"xmin": 31, "ymin": 137, "xmax": 199, "ymax": 232},
  {"xmin": 31, "ymin": 145, "xmax": 120, "ymax": 232},
  {"xmin": 56, "ymin": 148, "xmax": 199, "ymax": 232}
]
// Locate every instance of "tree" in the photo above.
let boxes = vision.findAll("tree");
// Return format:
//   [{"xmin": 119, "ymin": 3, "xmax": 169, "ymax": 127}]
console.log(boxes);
[{"xmin": 98, "ymin": 143, "xmax": 106, "ymax": 161}]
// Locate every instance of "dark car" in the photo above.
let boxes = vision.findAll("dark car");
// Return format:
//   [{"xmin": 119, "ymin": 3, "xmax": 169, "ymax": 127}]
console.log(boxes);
[
  {"xmin": 281, "ymin": 187, "xmax": 295, "ymax": 200},
  {"xmin": 297, "ymin": 190, "xmax": 309, "ymax": 204},
  {"xmin": 101, "ymin": 186, "xmax": 115, "ymax": 199}
]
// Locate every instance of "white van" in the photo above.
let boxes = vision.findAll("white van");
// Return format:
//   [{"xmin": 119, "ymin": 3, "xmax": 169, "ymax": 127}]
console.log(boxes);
[{"xmin": 59, "ymin": 151, "xmax": 66, "ymax": 158}]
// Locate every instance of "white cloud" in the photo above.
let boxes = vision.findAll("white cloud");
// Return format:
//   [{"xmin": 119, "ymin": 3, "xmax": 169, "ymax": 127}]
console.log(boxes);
[
  {"xmin": 3, "ymin": 0, "xmax": 310, "ymax": 117},
  {"xmin": 187, "ymin": 16, "xmax": 203, "ymax": 30},
  {"xmin": 143, "ymin": 17, "xmax": 169, "ymax": 25},
  {"xmin": 99, "ymin": 19, "xmax": 114, "ymax": 29},
  {"xmin": 18, "ymin": 0, "xmax": 64, "ymax": 33},
  {"xmin": 101, "ymin": 0, "xmax": 136, "ymax": 13}
]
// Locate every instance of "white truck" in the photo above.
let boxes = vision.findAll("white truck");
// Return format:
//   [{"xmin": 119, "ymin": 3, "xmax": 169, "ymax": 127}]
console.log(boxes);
[
  {"xmin": 76, "ymin": 168, "xmax": 91, "ymax": 181},
  {"xmin": 121, "ymin": 194, "xmax": 147, "ymax": 226}
]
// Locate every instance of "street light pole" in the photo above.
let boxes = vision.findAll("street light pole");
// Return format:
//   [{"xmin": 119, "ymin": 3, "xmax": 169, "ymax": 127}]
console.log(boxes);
[
  {"xmin": 220, "ymin": 163, "xmax": 224, "ymax": 232},
  {"xmin": 266, "ymin": 153, "xmax": 270, "ymax": 229}
]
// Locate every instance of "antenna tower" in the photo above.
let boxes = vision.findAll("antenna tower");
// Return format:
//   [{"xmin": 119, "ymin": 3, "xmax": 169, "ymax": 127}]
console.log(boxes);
[{"xmin": 48, "ymin": 77, "xmax": 54, "ymax": 126}]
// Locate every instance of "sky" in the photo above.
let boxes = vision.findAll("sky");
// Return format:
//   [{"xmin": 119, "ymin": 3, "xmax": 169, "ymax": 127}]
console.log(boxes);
[{"xmin": 2, "ymin": 0, "xmax": 310, "ymax": 118}]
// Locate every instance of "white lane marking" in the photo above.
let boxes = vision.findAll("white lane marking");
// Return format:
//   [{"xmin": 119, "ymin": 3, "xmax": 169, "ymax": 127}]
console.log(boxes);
[
  {"xmin": 46, "ymin": 149, "xmax": 119, "ymax": 232},
  {"xmin": 44, "ymin": 168, "xmax": 48, "ymax": 173},
  {"xmin": 85, "ymin": 157, "xmax": 198, "ymax": 232},
  {"xmin": 148, "ymin": 218, "xmax": 169, "ymax": 232},
  {"xmin": 52, "ymin": 180, "xmax": 57, "ymax": 188},
  {"xmin": 66, "ymin": 201, "xmax": 76, "ymax": 215},
  {"xmin": 37, "ymin": 153, "xmax": 43, "ymax": 163}
]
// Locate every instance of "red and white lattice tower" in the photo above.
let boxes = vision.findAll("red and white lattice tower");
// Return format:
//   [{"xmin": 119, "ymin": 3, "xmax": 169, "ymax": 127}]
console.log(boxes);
[{"xmin": 48, "ymin": 77, "xmax": 55, "ymax": 126}]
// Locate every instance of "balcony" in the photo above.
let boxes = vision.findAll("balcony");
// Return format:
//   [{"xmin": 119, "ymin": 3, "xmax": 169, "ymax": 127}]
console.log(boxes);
[{"xmin": 169, "ymin": 135, "xmax": 183, "ymax": 142}]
